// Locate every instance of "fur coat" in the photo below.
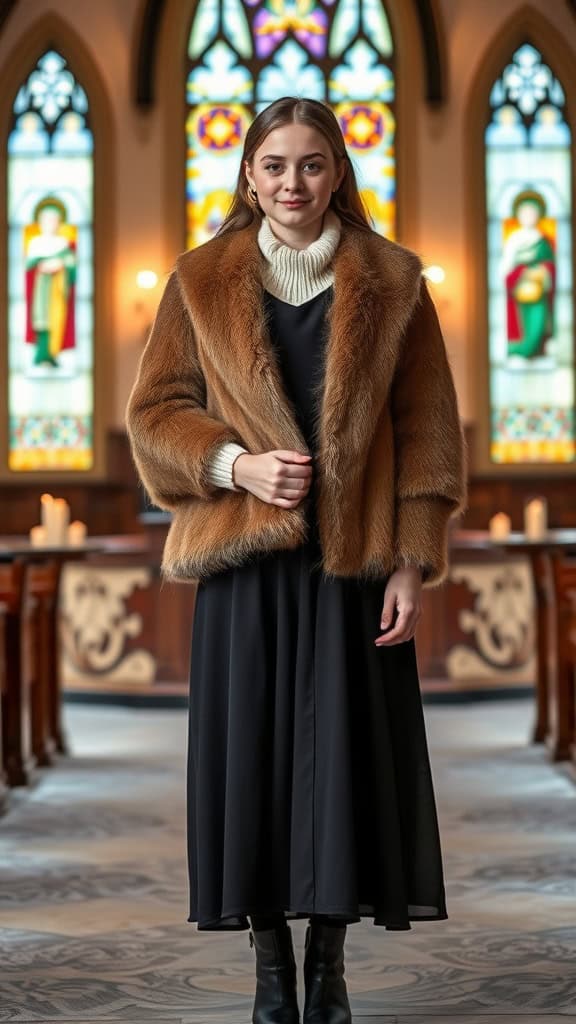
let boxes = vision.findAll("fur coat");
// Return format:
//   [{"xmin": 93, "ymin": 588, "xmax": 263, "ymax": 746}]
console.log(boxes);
[{"xmin": 126, "ymin": 219, "xmax": 466, "ymax": 587}]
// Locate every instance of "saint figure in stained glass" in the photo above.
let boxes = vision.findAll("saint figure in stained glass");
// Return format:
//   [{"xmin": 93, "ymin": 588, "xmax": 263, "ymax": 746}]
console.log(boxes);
[
  {"xmin": 25, "ymin": 197, "xmax": 77, "ymax": 367},
  {"xmin": 503, "ymin": 190, "xmax": 555, "ymax": 359}
]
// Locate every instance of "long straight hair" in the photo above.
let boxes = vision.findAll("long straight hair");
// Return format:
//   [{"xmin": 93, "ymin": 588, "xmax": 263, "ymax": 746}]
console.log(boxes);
[{"xmin": 216, "ymin": 97, "xmax": 373, "ymax": 236}]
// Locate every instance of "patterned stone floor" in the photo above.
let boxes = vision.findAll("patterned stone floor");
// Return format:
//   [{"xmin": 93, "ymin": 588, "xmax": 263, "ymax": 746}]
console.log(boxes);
[{"xmin": 0, "ymin": 699, "xmax": 575, "ymax": 1022}]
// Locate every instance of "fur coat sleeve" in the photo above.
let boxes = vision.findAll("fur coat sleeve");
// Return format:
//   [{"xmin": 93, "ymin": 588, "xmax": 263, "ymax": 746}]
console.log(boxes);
[
  {"xmin": 391, "ymin": 279, "xmax": 466, "ymax": 581},
  {"xmin": 126, "ymin": 272, "xmax": 247, "ymax": 509}
]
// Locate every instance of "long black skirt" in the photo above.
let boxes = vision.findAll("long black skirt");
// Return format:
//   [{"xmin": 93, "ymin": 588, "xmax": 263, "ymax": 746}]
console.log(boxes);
[{"xmin": 186, "ymin": 514, "xmax": 448, "ymax": 931}]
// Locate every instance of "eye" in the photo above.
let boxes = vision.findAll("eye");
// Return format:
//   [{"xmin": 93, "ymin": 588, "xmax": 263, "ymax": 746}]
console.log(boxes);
[
  {"xmin": 303, "ymin": 162, "xmax": 321, "ymax": 172},
  {"xmin": 263, "ymin": 163, "xmax": 282, "ymax": 173}
]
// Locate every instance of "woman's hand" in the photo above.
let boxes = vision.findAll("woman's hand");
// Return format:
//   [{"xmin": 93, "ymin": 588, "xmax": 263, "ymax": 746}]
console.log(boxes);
[
  {"xmin": 375, "ymin": 566, "xmax": 422, "ymax": 646},
  {"xmin": 233, "ymin": 450, "xmax": 313, "ymax": 508}
]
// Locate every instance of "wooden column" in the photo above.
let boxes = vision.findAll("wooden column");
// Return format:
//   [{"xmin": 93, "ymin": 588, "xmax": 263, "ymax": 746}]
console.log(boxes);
[
  {"xmin": 548, "ymin": 555, "xmax": 576, "ymax": 762},
  {"xmin": 25, "ymin": 560, "xmax": 62, "ymax": 766},
  {"xmin": 0, "ymin": 560, "xmax": 35, "ymax": 786},
  {"xmin": 0, "ymin": 610, "xmax": 8, "ymax": 813},
  {"xmin": 530, "ymin": 551, "xmax": 553, "ymax": 744}
]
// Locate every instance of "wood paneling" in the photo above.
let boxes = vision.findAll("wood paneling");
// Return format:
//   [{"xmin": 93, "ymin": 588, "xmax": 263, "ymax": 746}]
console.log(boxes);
[
  {"xmin": 1, "ymin": 427, "xmax": 576, "ymax": 539},
  {"xmin": 0, "ymin": 431, "xmax": 141, "ymax": 537}
]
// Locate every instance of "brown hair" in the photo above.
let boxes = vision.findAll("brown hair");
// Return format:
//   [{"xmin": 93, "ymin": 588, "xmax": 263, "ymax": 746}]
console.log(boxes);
[{"xmin": 216, "ymin": 96, "xmax": 373, "ymax": 236}]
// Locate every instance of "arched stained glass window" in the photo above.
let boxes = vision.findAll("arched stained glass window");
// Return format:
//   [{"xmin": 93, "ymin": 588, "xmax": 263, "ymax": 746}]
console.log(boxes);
[
  {"xmin": 485, "ymin": 43, "xmax": 574, "ymax": 465},
  {"xmin": 186, "ymin": 0, "xmax": 396, "ymax": 248},
  {"xmin": 7, "ymin": 50, "xmax": 94, "ymax": 472}
]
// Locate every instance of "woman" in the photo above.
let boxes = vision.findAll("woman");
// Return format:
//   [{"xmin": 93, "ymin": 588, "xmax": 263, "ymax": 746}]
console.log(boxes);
[{"xmin": 126, "ymin": 96, "xmax": 466, "ymax": 1024}]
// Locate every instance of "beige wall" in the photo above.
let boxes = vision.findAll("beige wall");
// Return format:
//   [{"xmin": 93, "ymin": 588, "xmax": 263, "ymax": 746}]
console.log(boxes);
[{"xmin": 0, "ymin": 0, "xmax": 574, "ymax": 430}]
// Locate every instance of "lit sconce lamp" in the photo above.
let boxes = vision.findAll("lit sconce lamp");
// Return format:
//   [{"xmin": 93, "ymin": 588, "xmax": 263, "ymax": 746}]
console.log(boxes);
[
  {"xmin": 423, "ymin": 265, "xmax": 446, "ymax": 285},
  {"xmin": 136, "ymin": 269, "xmax": 158, "ymax": 290}
]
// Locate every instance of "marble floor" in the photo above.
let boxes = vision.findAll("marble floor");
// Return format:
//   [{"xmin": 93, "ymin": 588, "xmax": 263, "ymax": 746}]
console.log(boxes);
[{"xmin": 0, "ymin": 698, "xmax": 575, "ymax": 1023}]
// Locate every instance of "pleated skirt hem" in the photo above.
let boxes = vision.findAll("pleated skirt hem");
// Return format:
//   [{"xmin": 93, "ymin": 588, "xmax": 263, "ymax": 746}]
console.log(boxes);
[{"xmin": 187, "ymin": 904, "xmax": 449, "ymax": 931}]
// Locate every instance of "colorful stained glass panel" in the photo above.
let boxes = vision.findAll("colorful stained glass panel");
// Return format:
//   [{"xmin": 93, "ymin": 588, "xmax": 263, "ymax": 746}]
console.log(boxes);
[
  {"xmin": 186, "ymin": 0, "xmax": 396, "ymax": 247},
  {"xmin": 486, "ymin": 44, "xmax": 574, "ymax": 464},
  {"xmin": 7, "ymin": 51, "xmax": 94, "ymax": 472}
]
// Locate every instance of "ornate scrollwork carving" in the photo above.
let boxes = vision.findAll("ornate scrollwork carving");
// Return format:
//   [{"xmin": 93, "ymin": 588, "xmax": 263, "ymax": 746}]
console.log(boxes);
[
  {"xmin": 60, "ymin": 566, "xmax": 156, "ymax": 684},
  {"xmin": 447, "ymin": 562, "xmax": 535, "ymax": 681}
]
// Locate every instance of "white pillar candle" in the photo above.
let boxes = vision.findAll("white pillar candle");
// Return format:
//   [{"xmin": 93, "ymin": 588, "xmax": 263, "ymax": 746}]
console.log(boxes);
[
  {"xmin": 50, "ymin": 498, "xmax": 70, "ymax": 545},
  {"xmin": 489, "ymin": 512, "xmax": 512, "ymax": 540},
  {"xmin": 40, "ymin": 493, "xmax": 53, "ymax": 529},
  {"xmin": 67, "ymin": 520, "xmax": 87, "ymax": 547},
  {"xmin": 30, "ymin": 525, "xmax": 48, "ymax": 547},
  {"xmin": 524, "ymin": 497, "xmax": 548, "ymax": 540}
]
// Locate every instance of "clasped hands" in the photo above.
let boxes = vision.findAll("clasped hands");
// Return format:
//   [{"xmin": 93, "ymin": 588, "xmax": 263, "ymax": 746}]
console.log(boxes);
[{"xmin": 232, "ymin": 448, "xmax": 422, "ymax": 647}]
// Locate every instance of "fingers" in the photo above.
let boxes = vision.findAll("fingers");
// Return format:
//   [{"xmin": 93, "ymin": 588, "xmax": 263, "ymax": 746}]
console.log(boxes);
[
  {"xmin": 379, "ymin": 591, "xmax": 396, "ymax": 632},
  {"xmin": 375, "ymin": 603, "xmax": 421, "ymax": 646},
  {"xmin": 273, "ymin": 450, "xmax": 313, "ymax": 463},
  {"xmin": 269, "ymin": 453, "xmax": 313, "ymax": 505},
  {"xmin": 245, "ymin": 450, "xmax": 313, "ymax": 507},
  {"xmin": 271, "ymin": 487, "xmax": 310, "ymax": 508}
]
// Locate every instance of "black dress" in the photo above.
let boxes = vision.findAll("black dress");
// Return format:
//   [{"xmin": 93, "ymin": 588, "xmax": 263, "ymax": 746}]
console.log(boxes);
[{"xmin": 186, "ymin": 288, "xmax": 448, "ymax": 931}]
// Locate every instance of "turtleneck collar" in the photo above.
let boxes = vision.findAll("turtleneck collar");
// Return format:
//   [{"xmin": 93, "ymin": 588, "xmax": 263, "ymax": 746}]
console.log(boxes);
[{"xmin": 257, "ymin": 209, "xmax": 341, "ymax": 307}]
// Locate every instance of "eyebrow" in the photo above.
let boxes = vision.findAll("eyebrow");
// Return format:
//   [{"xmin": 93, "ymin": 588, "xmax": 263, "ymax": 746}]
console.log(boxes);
[{"xmin": 259, "ymin": 151, "xmax": 328, "ymax": 162}]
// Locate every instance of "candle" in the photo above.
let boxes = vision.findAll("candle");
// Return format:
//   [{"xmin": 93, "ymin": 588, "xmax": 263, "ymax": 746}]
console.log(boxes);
[
  {"xmin": 67, "ymin": 520, "xmax": 87, "ymax": 547},
  {"xmin": 40, "ymin": 493, "xmax": 53, "ymax": 528},
  {"xmin": 30, "ymin": 525, "xmax": 48, "ymax": 547},
  {"xmin": 524, "ymin": 497, "xmax": 548, "ymax": 540},
  {"xmin": 41, "ymin": 493, "xmax": 59, "ymax": 542},
  {"xmin": 51, "ymin": 498, "xmax": 70, "ymax": 545},
  {"xmin": 489, "ymin": 512, "xmax": 511, "ymax": 540},
  {"xmin": 40, "ymin": 493, "xmax": 69, "ymax": 543}
]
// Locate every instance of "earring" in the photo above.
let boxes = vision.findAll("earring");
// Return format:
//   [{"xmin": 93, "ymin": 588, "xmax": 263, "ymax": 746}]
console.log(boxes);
[{"xmin": 248, "ymin": 186, "xmax": 258, "ymax": 204}]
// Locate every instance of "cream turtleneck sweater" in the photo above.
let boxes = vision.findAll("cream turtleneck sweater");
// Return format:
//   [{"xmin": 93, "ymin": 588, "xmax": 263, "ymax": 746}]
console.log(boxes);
[{"xmin": 206, "ymin": 211, "xmax": 342, "ymax": 490}]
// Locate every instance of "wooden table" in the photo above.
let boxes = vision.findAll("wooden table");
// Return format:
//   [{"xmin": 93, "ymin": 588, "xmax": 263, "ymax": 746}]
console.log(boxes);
[
  {"xmin": 452, "ymin": 529, "xmax": 576, "ymax": 761},
  {"xmin": 0, "ymin": 539, "xmax": 106, "ymax": 787}
]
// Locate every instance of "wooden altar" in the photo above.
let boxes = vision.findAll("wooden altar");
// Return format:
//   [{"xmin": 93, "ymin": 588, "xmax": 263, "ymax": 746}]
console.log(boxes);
[{"xmin": 58, "ymin": 516, "xmax": 539, "ymax": 702}]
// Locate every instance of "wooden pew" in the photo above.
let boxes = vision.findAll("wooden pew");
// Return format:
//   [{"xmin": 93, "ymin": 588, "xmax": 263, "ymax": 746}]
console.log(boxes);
[
  {"xmin": 549, "ymin": 555, "xmax": 576, "ymax": 763},
  {"xmin": 0, "ymin": 560, "xmax": 34, "ymax": 786}
]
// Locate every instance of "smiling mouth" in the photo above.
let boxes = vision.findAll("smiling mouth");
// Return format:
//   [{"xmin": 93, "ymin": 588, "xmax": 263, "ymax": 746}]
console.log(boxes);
[{"xmin": 280, "ymin": 200, "xmax": 309, "ymax": 206}]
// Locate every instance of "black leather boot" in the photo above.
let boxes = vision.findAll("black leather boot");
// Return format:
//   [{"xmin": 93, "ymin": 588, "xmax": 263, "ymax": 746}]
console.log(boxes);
[
  {"xmin": 303, "ymin": 921, "xmax": 352, "ymax": 1024},
  {"xmin": 249, "ymin": 923, "xmax": 300, "ymax": 1023}
]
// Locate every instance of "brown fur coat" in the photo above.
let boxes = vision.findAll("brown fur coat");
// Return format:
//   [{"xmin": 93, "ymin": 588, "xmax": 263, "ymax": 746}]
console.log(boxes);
[{"xmin": 126, "ymin": 220, "xmax": 466, "ymax": 587}]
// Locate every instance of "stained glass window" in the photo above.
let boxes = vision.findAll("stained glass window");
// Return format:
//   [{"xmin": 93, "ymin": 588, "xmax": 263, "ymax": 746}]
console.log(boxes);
[
  {"xmin": 7, "ymin": 50, "xmax": 94, "ymax": 472},
  {"xmin": 485, "ymin": 43, "xmax": 574, "ymax": 465},
  {"xmin": 186, "ymin": 0, "xmax": 396, "ymax": 248}
]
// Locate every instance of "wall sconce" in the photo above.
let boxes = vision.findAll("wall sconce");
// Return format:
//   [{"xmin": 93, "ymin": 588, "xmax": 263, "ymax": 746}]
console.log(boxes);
[
  {"xmin": 136, "ymin": 269, "xmax": 158, "ymax": 290},
  {"xmin": 423, "ymin": 265, "xmax": 446, "ymax": 285}
]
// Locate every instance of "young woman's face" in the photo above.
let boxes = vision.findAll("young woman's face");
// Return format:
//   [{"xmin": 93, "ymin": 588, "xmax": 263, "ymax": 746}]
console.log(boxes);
[{"xmin": 245, "ymin": 122, "xmax": 344, "ymax": 234}]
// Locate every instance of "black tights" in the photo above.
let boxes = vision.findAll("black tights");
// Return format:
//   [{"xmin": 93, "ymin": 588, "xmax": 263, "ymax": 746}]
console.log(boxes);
[{"xmin": 250, "ymin": 912, "xmax": 346, "ymax": 931}]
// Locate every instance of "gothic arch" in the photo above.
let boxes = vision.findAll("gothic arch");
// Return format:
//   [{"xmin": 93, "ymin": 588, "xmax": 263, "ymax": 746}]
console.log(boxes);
[
  {"xmin": 0, "ymin": 13, "xmax": 115, "ymax": 480},
  {"xmin": 156, "ymin": 0, "xmax": 430, "ymax": 257},
  {"xmin": 464, "ymin": 4, "xmax": 576, "ymax": 475},
  {"xmin": 135, "ymin": 0, "xmax": 444, "ymax": 109}
]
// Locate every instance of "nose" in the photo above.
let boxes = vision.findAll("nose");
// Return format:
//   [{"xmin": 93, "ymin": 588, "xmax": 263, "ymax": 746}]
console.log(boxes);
[{"xmin": 284, "ymin": 166, "xmax": 304, "ymax": 192}]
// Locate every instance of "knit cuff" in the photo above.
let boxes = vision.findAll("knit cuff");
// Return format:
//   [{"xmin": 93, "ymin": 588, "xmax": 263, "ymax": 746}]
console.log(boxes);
[{"xmin": 205, "ymin": 442, "xmax": 249, "ymax": 491}]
